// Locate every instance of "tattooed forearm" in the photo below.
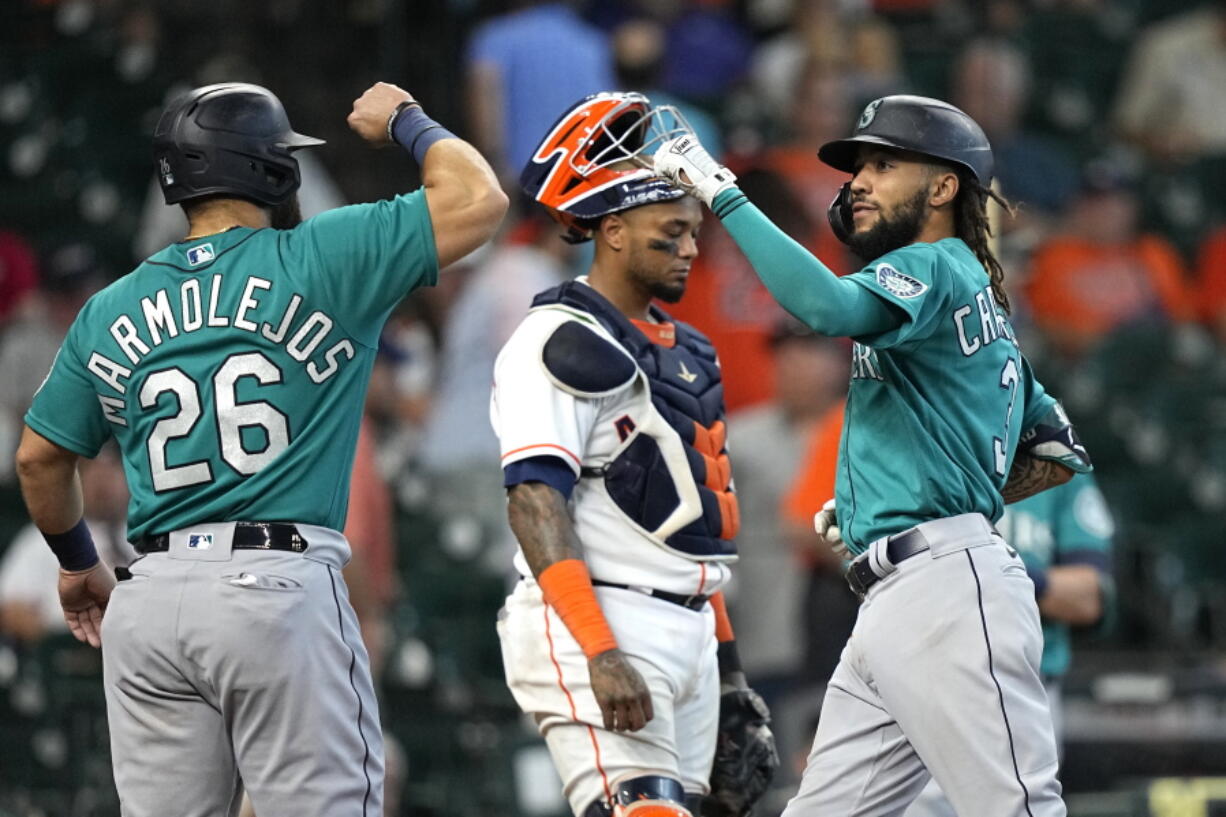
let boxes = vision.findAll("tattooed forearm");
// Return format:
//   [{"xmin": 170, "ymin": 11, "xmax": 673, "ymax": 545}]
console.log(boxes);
[
  {"xmin": 506, "ymin": 482, "xmax": 584, "ymax": 576},
  {"xmin": 1002, "ymin": 454, "xmax": 1074, "ymax": 504}
]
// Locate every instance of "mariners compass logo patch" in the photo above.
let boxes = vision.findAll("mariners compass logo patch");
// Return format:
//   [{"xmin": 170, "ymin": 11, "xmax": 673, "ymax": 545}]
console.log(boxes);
[
  {"xmin": 875, "ymin": 263, "xmax": 928, "ymax": 298},
  {"xmin": 857, "ymin": 99, "xmax": 883, "ymax": 130}
]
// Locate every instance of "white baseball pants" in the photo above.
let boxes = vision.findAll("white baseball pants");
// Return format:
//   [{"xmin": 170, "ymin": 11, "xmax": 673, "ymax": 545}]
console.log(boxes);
[{"xmin": 497, "ymin": 577, "xmax": 719, "ymax": 816}]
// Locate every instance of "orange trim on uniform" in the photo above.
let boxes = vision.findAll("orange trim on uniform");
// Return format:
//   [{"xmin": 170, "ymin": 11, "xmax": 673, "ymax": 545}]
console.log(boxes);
[
  {"xmin": 543, "ymin": 603, "xmax": 614, "ymax": 807},
  {"xmin": 695, "ymin": 562, "xmax": 708, "ymax": 597},
  {"xmin": 699, "ymin": 452, "xmax": 732, "ymax": 492},
  {"xmin": 715, "ymin": 491, "xmax": 740, "ymax": 540},
  {"xmin": 692, "ymin": 420, "xmax": 727, "ymax": 458},
  {"xmin": 538, "ymin": 559, "xmax": 619, "ymax": 659},
  {"xmin": 502, "ymin": 443, "xmax": 582, "ymax": 467},
  {"xmin": 710, "ymin": 591, "xmax": 735, "ymax": 642},
  {"xmin": 585, "ymin": 725, "xmax": 614, "ymax": 810},
  {"xmin": 630, "ymin": 318, "xmax": 678, "ymax": 348}
]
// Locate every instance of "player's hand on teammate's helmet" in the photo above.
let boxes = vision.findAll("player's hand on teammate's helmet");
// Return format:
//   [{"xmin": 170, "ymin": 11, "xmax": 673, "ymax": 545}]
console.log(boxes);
[
  {"xmin": 588, "ymin": 648, "xmax": 654, "ymax": 732},
  {"xmin": 814, "ymin": 498, "xmax": 849, "ymax": 559},
  {"xmin": 652, "ymin": 135, "xmax": 737, "ymax": 207},
  {"xmin": 348, "ymin": 82, "xmax": 416, "ymax": 146},
  {"xmin": 58, "ymin": 561, "xmax": 116, "ymax": 648}
]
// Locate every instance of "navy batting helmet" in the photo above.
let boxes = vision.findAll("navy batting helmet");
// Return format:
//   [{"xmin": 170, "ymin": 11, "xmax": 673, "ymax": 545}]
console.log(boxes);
[
  {"xmin": 153, "ymin": 83, "xmax": 324, "ymax": 207},
  {"xmin": 819, "ymin": 95, "xmax": 993, "ymax": 244}
]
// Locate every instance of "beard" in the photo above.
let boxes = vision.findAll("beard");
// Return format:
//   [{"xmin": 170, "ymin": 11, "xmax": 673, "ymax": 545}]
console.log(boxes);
[
  {"xmin": 646, "ymin": 277, "xmax": 685, "ymax": 303},
  {"xmin": 627, "ymin": 243, "xmax": 687, "ymax": 303},
  {"xmin": 271, "ymin": 193, "xmax": 303, "ymax": 230},
  {"xmin": 846, "ymin": 187, "xmax": 928, "ymax": 261}
]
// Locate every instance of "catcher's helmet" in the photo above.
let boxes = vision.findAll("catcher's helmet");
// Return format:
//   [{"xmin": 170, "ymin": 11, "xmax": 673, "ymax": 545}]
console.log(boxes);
[
  {"xmin": 520, "ymin": 92, "xmax": 690, "ymax": 244},
  {"xmin": 818, "ymin": 95, "xmax": 993, "ymax": 244},
  {"xmin": 153, "ymin": 83, "xmax": 324, "ymax": 207}
]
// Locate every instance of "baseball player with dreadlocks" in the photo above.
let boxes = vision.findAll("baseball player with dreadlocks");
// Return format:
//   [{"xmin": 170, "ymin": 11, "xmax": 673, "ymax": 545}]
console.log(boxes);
[
  {"xmin": 15, "ymin": 81, "xmax": 506, "ymax": 816},
  {"xmin": 491, "ymin": 92, "xmax": 778, "ymax": 817},
  {"xmin": 653, "ymin": 96, "xmax": 1092, "ymax": 816}
]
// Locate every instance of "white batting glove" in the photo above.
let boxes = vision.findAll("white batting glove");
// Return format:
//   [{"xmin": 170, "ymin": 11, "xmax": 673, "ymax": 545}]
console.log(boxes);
[
  {"xmin": 814, "ymin": 498, "xmax": 848, "ymax": 559},
  {"xmin": 652, "ymin": 135, "xmax": 737, "ymax": 207}
]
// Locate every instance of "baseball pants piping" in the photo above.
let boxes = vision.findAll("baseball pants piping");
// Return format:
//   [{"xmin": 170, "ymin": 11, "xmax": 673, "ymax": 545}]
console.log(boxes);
[
  {"xmin": 782, "ymin": 515, "xmax": 1065, "ymax": 817},
  {"xmin": 101, "ymin": 524, "xmax": 384, "ymax": 817},
  {"xmin": 498, "ymin": 577, "xmax": 719, "ymax": 816}
]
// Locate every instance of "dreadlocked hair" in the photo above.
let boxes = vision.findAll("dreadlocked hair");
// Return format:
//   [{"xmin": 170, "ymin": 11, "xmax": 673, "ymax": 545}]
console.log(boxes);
[{"xmin": 953, "ymin": 174, "xmax": 1015, "ymax": 314}]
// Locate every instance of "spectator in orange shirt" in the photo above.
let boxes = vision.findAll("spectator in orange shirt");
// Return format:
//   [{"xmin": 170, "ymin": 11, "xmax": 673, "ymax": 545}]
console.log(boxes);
[
  {"xmin": 667, "ymin": 167, "xmax": 810, "ymax": 410},
  {"xmin": 781, "ymin": 399, "xmax": 858, "ymax": 691},
  {"xmin": 1196, "ymin": 224, "xmax": 1226, "ymax": 339},
  {"xmin": 1024, "ymin": 158, "xmax": 1193, "ymax": 359},
  {"xmin": 760, "ymin": 63, "xmax": 857, "ymax": 276}
]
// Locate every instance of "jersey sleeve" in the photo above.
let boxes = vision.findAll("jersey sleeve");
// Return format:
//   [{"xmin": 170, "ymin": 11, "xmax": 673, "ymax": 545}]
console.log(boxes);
[
  {"xmin": 24, "ymin": 322, "xmax": 112, "ymax": 457},
  {"xmin": 1016, "ymin": 355, "xmax": 1092, "ymax": 472},
  {"xmin": 490, "ymin": 315, "xmax": 603, "ymax": 482},
  {"xmin": 1051, "ymin": 475, "xmax": 1115, "ymax": 567},
  {"xmin": 1018, "ymin": 355, "xmax": 1058, "ymax": 430},
  {"xmin": 841, "ymin": 246, "xmax": 950, "ymax": 349},
  {"xmin": 291, "ymin": 189, "xmax": 439, "ymax": 346}
]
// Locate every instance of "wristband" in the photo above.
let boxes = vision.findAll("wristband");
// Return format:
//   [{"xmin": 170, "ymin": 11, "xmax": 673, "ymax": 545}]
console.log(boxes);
[
  {"xmin": 712, "ymin": 188, "xmax": 749, "ymax": 220},
  {"xmin": 390, "ymin": 103, "xmax": 458, "ymax": 165},
  {"xmin": 1027, "ymin": 564, "xmax": 1049, "ymax": 600},
  {"xmin": 43, "ymin": 518, "xmax": 99, "ymax": 572},
  {"xmin": 538, "ymin": 559, "xmax": 618, "ymax": 659},
  {"xmin": 386, "ymin": 99, "xmax": 420, "ymax": 143}
]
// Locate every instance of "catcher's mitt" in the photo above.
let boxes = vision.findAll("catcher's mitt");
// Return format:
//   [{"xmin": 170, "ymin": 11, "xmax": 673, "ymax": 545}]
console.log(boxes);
[{"xmin": 702, "ymin": 688, "xmax": 779, "ymax": 817}]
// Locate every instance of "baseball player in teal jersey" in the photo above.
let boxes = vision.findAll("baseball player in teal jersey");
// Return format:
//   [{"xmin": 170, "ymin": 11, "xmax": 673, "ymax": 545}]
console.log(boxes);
[
  {"xmin": 906, "ymin": 470, "xmax": 1115, "ymax": 817},
  {"xmin": 654, "ymin": 96, "xmax": 1093, "ymax": 816},
  {"xmin": 14, "ymin": 82, "xmax": 506, "ymax": 816}
]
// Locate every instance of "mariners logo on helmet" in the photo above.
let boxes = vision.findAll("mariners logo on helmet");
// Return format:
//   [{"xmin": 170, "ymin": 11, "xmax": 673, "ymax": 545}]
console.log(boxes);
[
  {"xmin": 875, "ymin": 263, "xmax": 927, "ymax": 298},
  {"xmin": 858, "ymin": 99, "xmax": 883, "ymax": 130}
]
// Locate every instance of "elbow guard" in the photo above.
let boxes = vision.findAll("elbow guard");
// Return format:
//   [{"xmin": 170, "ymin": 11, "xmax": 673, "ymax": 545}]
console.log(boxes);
[{"xmin": 1018, "ymin": 403, "xmax": 1092, "ymax": 473}]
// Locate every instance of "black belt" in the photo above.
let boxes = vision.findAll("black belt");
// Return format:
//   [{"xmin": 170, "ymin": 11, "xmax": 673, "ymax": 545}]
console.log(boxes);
[
  {"xmin": 845, "ymin": 527, "xmax": 930, "ymax": 599},
  {"xmin": 591, "ymin": 579, "xmax": 711, "ymax": 611},
  {"xmin": 136, "ymin": 522, "xmax": 310, "ymax": 555}
]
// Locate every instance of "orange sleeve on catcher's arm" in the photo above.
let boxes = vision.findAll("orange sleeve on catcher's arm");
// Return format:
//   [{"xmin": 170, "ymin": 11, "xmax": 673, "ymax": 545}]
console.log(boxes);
[
  {"xmin": 711, "ymin": 591, "xmax": 735, "ymax": 642},
  {"xmin": 538, "ymin": 559, "xmax": 619, "ymax": 659}
]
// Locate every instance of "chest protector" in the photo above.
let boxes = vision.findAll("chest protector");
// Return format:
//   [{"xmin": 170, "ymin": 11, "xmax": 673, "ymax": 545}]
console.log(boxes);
[{"xmin": 533, "ymin": 282, "xmax": 739, "ymax": 560}]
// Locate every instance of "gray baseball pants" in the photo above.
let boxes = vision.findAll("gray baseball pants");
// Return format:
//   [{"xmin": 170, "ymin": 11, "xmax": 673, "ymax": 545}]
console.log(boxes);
[
  {"xmin": 782, "ymin": 514, "xmax": 1065, "ymax": 817},
  {"xmin": 100, "ymin": 523, "xmax": 383, "ymax": 817},
  {"xmin": 905, "ymin": 682, "xmax": 1065, "ymax": 817}
]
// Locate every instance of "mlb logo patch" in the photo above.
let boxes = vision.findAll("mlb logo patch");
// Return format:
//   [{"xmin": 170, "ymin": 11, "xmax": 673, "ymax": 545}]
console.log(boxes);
[
  {"xmin": 186, "ymin": 243, "xmax": 215, "ymax": 266},
  {"xmin": 875, "ymin": 263, "xmax": 928, "ymax": 299},
  {"xmin": 187, "ymin": 532, "xmax": 213, "ymax": 550}
]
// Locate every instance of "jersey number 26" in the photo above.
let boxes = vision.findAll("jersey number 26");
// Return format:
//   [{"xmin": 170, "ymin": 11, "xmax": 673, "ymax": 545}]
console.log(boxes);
[{"xmin": 140, "ymin": 351, "xmax": 290, "ymax": 492}]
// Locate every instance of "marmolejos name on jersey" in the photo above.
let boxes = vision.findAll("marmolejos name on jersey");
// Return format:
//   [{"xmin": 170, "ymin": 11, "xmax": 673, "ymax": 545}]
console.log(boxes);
[{"xmin": 84, "ymin": 273, "xmax": 355, "ymax": 401}]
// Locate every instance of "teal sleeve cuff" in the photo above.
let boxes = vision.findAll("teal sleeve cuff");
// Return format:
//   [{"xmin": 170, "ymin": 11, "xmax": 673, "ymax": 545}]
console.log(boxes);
[{"xmin": 714, "ymin": 188, "xmax": 901, "ymax": 338}]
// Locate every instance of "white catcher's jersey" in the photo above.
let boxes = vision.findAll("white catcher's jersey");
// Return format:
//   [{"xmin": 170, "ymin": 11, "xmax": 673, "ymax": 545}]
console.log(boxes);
[{"xmin": 491, "ymin": 293, "xmax": 732, "ymax": 597}]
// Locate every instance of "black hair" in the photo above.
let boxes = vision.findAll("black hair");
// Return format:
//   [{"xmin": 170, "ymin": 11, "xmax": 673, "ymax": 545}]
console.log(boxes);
[{"xmin": 953, "ymin": 172, "xmax": 1014, "ymax": 314}]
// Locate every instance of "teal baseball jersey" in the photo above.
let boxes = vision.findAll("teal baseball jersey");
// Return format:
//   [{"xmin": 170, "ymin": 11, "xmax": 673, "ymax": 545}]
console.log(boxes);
[
  {"xmin": 836, "ymin": 237, "xmax": 1059, "ymax": 553},
  {"xmin": 26, "ymin": 192, "xmax": 437, "ymax": 541},
  {"xmin": 999, "ymin": 472, "xmax": 1114, "ymax": 677}
]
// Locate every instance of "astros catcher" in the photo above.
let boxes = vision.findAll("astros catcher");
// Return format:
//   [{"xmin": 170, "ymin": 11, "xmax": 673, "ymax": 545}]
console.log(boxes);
[{"xmin": 491, "ymin": 92, "xmax": 779, "ymax": 817}]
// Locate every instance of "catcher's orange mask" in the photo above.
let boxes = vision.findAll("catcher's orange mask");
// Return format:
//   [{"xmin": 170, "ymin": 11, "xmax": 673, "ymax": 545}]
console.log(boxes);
[{"xmin": 520, "ymin": 92, "xmax": 693, "ymax": 243}]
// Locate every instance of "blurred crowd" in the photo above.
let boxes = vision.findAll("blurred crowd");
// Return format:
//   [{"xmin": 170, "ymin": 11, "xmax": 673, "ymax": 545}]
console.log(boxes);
[{"xmin": 3, "ymin": 0, "xmax": 1226, "ymax": 814}]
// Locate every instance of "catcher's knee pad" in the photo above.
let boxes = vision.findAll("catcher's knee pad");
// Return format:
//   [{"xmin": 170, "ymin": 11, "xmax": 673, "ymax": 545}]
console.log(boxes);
[{"xmin": 583, "ymin": 776, "xmax": 693, "ymax": 817}]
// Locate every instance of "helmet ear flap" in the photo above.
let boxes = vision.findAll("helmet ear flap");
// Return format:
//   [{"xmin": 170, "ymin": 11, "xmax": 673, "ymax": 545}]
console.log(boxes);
[{"xmin": 827, "ymin": 182, "xmax": 854, "ymax": 245}]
